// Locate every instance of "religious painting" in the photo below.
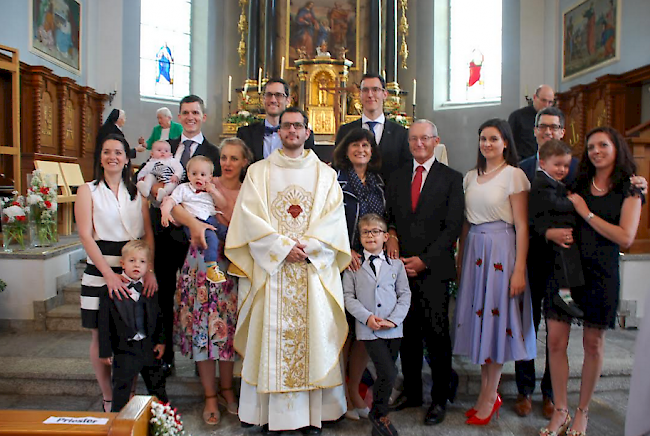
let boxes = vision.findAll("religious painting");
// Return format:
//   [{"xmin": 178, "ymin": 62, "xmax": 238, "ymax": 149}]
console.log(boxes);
[
  {"xmin": 562, "ymin": 0, "xmax": 620, "ymax": 81},
  {"xmin": 29, "ymin": 0, "xmax": 82, "ymax": 75},
  {"xmin": 286, "ymin": 0, "xmax": 360, "ymax": 69}
]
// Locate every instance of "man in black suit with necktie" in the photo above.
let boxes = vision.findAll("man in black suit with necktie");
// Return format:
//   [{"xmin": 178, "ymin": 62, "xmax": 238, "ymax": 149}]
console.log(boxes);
[
  {"xmin": 237, "ymin": 78, "xmax": 314, "ymax": 162},
  {"xmin": 335, "ymin": 74, "xmax": 411, "ymax": 184},
  {"xmin": 385, "ymin": 120, "xmax": 464, "ymax": 425},
  {"xmin": 152, "ymin": 94, "xmax": 220, "ymax": 374}
]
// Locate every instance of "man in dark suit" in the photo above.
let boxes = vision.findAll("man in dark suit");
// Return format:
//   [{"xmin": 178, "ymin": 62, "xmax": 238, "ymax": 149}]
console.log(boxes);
[
  {"xmin": 508, "ymin": 84, "xmax": 555, "ymax": 161},
  {"xmin": 385, "ymin": 120, "xmax": 464, "ymax": 425},
  {"xmin": 237, "ymin": 78, "xmax": 314, "ymax": 162},
  {"xmin": 335, "ymin": 74, "xmax": 411, "ymax": 185},
  {"xmin": 152, "ymin": 94, "xmax": 220, "ymax": 374},
  {"xmin": 515, "ymin": 106, "xmax": 572, "ymax": 419}
]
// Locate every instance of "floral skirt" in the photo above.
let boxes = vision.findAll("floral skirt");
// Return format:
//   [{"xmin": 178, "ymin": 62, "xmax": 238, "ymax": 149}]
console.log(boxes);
[
  {"xmin": 173, "ymin": 244, "xmax": 238, "ymax": 362},
  {"xmin": 453, "ymin": 221, "xmax": 537, "ymax": 365}
]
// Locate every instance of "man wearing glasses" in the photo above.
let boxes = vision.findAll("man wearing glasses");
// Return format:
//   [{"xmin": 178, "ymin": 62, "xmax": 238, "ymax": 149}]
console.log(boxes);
[
  {"xmin": 335, "ymin": 73, "xmax": 410, "ymax": 185},
  {"xmin": 385, "ymin": 120, "xmax": 464, "ymax": 425},
  {"xmin": 237, "ymin": 78, "xmax": 314, "ymax": 162},
  {"xmin": 227, "ymin": 107, "xmax": 350, "ymax": 435},
  {"xmin": 508, "ymin": 84, "xmax": 555, "ymax": 161}
]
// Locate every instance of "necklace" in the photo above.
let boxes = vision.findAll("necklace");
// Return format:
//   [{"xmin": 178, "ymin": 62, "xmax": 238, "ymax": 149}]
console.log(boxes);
[
  {"xmin": 592, "ymin": 178, "xmax": 607, "ymax": 192},
  {"xmin": 483, "ymin": 160, "xmax": 506, "ymax": 175}
]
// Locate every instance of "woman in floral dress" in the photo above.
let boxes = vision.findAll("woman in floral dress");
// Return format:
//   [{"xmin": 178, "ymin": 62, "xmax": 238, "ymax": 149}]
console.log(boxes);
[{"xmin": 171, "ymin": 138, "xmax": 252, "ymax": 425}]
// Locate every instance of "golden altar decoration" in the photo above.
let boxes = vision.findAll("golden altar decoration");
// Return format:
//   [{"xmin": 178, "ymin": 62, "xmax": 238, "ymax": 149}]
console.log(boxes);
[{"xmin": 295, "ymin": 57, "xmax": 353, "ymax": 135}]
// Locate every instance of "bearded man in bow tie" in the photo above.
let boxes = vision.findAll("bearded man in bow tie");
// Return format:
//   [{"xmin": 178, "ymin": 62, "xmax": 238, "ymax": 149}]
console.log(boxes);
[{"xmin": 237, "ymin": 78, "xmax": 315, "ymax": 162}]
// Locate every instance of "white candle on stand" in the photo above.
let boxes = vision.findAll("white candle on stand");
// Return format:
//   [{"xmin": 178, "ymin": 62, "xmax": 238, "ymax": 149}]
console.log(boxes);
[
  {"xmin": 363, "ymin": 57, "xmax": 367, "ymax": 74},
  {"xmin": 228, "ymin": 76, "xmax": 232, "ymax": 103},
  {"xmin": 382, "ymin": 70, "xmax": 386, "ymax": 79},
  {"xmin": 281, "ymin": 57, "xmax": 285, "ymax": 79},
  {"xmin": 413, "ymin": 79, "xmax": 417, "ymax": 106},
  {"xmin": 258, "ymin": 68, "xmax": 263, "ymax": 93}
]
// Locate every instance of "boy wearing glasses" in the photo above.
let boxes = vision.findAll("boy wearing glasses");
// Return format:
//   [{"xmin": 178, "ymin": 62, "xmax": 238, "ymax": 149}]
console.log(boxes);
[
  {"xmin": 343, "ymin": 213, "xmax": 411, "ymax": 436},
  {"xmin": 237, "ymin": 78, "xmax": 314, "ymax": 162}
]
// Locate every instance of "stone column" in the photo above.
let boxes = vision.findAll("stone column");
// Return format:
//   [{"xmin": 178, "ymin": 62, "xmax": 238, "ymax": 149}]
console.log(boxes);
[
  {"xmin": 246, "ymin": 0, "xmax": 261, "ymax": 81},
  {"xmin": 368, "ymin": 0, "xmax": 381, "ymax": 75},
  {"xmin": 264, "ymin": 0, "xmax": 277, "ymax": 78},
  {"xmin": 385, "ymin": 0, "xmax": 398, "ymax": 84}
]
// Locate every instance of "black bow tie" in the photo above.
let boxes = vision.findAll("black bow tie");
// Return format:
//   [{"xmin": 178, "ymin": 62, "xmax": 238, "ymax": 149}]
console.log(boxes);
[
  {"xmin": 264, "ymin": 125, "xmax": 280, "ymax": 136},
  {"xmin": 128, "ymin": 281, "xmax": 144, "ymax": 293}
]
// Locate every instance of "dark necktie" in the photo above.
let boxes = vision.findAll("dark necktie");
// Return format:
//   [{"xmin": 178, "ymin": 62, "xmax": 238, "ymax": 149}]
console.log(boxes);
[
  {"xmin": 128, "ymin": 282, "xmax": 146, "ymax": 335},
  {"xmin": 366, "ymin": 121, "xmax": 379, "ymax": 138},
  {"xmin": 411, "ymin": 165, "xmax": 424, "ymax": 212},
  {"xmin": 264, "ymin": 125, "xmax": 280, "ymax": 136},
  {"xmin": 180, "ymin": 139, "xmax": 193, "ymax": 168},
  {"xmin": 368, "ymin": 255, "xmax": 380, "ymax": 276}
]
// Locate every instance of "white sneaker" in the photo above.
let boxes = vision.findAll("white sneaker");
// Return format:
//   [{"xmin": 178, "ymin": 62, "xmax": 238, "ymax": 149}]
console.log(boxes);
[{"xmin": 345, "ymin": 409, "xmax": 360, "ymax": 420}]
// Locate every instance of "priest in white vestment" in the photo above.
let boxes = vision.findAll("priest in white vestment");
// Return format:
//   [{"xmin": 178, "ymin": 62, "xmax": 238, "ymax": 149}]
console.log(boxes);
[{"xmin": 225, "ymin": 107, "xmax": 351, "ymax": 433}]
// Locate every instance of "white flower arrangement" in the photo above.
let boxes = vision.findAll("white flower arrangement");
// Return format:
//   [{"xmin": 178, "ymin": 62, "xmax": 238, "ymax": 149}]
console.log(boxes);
[
  {"xmin": 149, "ymin": 400, "xmax": 186, "ymax": 436},
  {"xmin": 2, "ymin": 195, "xmax": 28, "ymax": 249},
  {"xmin": 27, "ymin": 169, "xmax": 58, "ymax": 245}
]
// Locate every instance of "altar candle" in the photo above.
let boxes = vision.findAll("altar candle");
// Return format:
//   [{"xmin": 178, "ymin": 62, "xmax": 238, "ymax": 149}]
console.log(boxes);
[
  {"xmin": 228, "ymin": 76, "xmax": 232, "ymax": 102},
  {"xmin": 382, "ymin": 69, "xmax": 386, "ymax": 79},
  {"xmin": 258, "ymin": 68, "xmax": 263, "ymax": 93},
  {"xmin": 413, "ymin": 79, "xmax": 417, "ymax": 106},
  {"xmin": 281, "ymin": 57, "xmax": 285, "ymax": 79},
  {"xmin": 363, "ymin": 57, "xmax": 367, "ymax": 74}
]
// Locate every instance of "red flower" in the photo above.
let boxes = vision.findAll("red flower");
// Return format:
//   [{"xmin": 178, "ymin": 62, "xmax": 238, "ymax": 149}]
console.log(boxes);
[
  {"xmin": 506, "ymin": 328, "xmax": 513, "ymax": 337},
  {"xmin": 476, "ymin": 309, "xmax": 483, "ymax": 317},
  {"xmin": 494, "ymin": 262, "xmax": 503, "ymax": 271},
  {"xmin": 11, "ymin": 201, "xmax": 20, "ymax": 206},
  {"xmin": 40, "ymin": 187, "xmax": 50, "ymax": 195},
  {"xmin": 287, "ymin": 204, "xmax": 303, "ymax": 218},
  {"xmin": 44, "ymin": 200, "xmax": 52, "ymax": 208},
  {"xmin": 492, "ymin": 308, "xmax": 500, "ymax": 316},
  {"xmin": 485, "ymin": 357, "xmax": 492, "ymax": 364},
  {"xmin": 476, "ymin": 258, "xmax": 483, "ymax": 267},
  {"xmin": 15, "ymin": 215, "xmax": 26, "ymax": 221}
]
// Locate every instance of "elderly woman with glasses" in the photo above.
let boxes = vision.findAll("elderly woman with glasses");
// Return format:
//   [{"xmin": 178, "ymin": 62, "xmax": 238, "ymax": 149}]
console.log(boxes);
[
  {"xmin": 136, "ymin": 107, "xmax": 183, "ymax": 152},
  {"xmin": 332, "ymin": 127, "xmax": 385, "ymax": 420}
]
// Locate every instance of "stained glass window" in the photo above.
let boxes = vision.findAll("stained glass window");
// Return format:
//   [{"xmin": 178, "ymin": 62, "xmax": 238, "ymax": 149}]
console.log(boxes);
[
  {"xmin": 140, "ymin": 0, "xmax": 191, "ymax": 100},
  {"xmin": 448, "ymin": 0, "xmax": 502, "ymax": 104}
]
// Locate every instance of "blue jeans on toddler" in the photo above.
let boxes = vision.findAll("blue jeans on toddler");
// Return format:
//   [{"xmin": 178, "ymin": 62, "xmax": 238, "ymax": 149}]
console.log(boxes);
[{"xmin": 182, "ymin": 215, "xmax": 227, "ymax": 263}]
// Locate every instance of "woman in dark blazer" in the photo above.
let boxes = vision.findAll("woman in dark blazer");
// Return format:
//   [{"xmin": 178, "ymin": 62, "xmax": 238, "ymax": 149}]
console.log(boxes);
[
  {"xmin": 332, "ymin": 127, "xmax": 385, "ymax": 420},
  {"xmin": 94, "ymin": 109, "xmax": 134, "ymax": 178}
]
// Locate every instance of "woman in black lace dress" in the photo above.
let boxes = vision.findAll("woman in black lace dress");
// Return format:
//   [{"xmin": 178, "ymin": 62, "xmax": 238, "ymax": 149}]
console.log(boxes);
[{"xmin": 541, "ymin": 127, "xmax": 643, "ymax": 436}]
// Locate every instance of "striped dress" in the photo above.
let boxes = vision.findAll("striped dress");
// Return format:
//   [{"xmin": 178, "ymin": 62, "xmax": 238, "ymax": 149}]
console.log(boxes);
[{"xmin": 80, "ymin": 181, "xmax": 144, "ymax": 328}]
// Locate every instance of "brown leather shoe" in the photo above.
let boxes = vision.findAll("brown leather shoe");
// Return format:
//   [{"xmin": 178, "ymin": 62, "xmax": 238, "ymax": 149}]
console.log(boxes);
[
  {"xmin": 542, "ymin": 395, "xmax": 555, "ymax": 419},
  {"xmin": 514, "ymin": 394, "xmax": 532, "ymax": 417}
]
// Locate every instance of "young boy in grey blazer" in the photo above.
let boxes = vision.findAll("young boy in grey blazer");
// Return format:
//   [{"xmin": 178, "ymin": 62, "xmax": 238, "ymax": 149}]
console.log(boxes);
[{"xmin": 343, "ymin": 213, "xmax": 411, "ymax": 436}]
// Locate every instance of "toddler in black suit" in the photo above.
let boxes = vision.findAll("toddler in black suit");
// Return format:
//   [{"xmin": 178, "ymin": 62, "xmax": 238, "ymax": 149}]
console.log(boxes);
[
  {"xmin": 530, "ymin": 139, "xmax": 584, "ymax": 318},
  {"xmin": 98, "ymin": 240, "xmax": 168, "ymax": 412}
]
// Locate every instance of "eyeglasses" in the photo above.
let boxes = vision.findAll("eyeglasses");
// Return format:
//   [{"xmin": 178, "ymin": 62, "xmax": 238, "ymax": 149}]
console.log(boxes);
[
  {"xmin": 280, "ymin": 122, "xmax": 306, "ymax": 130},
  {"xmin": 265, "ymin": 92, "xmax": 287, "ymax": 99},
  {"xmin": 537, "ymin": 124, "xmax": 562, "ymax": 132},
  {"xmin": 360, "ymin": 87, "xmax": 385, "ymax": 94},
  {"xmin": 360, "ymin": 229, "xmax": 386, "ymax": 237},
  {"xmin": 408, "ymin": 135, "xmax": 436, "ymax": 143}
]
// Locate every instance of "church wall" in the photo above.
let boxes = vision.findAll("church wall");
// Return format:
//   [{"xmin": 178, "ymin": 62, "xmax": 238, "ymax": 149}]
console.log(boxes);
[
  {"xmin": 416, "ymin": 0, "xmax": 524, "ymax": 174},
  {"xmin": 558, "ymin": 0, "xmax": 650, "ymax": 92},
  {"xmin": 0, "ymin": 0, "xmax": 90, "ymax": 84}
]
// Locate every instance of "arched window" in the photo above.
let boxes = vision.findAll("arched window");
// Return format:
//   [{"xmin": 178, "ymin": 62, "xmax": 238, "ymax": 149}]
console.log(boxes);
[
  {"xmin": 448, "ymin": 0, "xmax": 502, "ymax": 104},
  {"xmin": 140, "ymin": 0, "xmax": 191, "ymax": 100}
]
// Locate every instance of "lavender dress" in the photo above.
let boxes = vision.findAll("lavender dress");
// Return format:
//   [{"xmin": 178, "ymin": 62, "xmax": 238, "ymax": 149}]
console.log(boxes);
[{"xmin": 453, "ymin": 166, "xmax": 536, "ymax": 365}]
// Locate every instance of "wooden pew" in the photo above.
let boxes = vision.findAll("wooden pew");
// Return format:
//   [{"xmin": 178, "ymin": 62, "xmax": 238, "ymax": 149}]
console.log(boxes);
[{"xmin": 0, "ymin": 395, "xmax": 153, "ymax": 436}]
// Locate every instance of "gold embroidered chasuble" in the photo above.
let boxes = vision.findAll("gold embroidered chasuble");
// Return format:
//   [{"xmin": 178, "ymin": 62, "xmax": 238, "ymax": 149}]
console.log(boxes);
[{"xmin": 225, "ymin": 149, "xmax": 351, "ymax": 394}]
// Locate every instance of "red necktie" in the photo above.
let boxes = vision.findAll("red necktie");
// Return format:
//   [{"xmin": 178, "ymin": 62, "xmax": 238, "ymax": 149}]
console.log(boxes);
[{"xmin": 411, "ymin": 165, "xmax": 424, "ymax": 212}]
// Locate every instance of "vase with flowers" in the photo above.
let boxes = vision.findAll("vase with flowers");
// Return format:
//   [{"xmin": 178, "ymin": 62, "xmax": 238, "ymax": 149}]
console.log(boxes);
[
  {"xmin": 1, "ymin": 193, "xmax": 29, "ymax": 251},
  {"xmin": 26, "ymin": 170, "xmax": 58, "ymax": 247}
]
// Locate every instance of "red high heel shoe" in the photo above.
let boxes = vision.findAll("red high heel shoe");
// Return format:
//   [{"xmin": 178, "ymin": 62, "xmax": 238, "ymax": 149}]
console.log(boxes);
[
  {"xmin": 465, "ymin": 408, "xmax": 477, "ymax": 418},
  {"xmin": 466, "ymin": 394, "xmax": 502, "ymax": 426}
]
